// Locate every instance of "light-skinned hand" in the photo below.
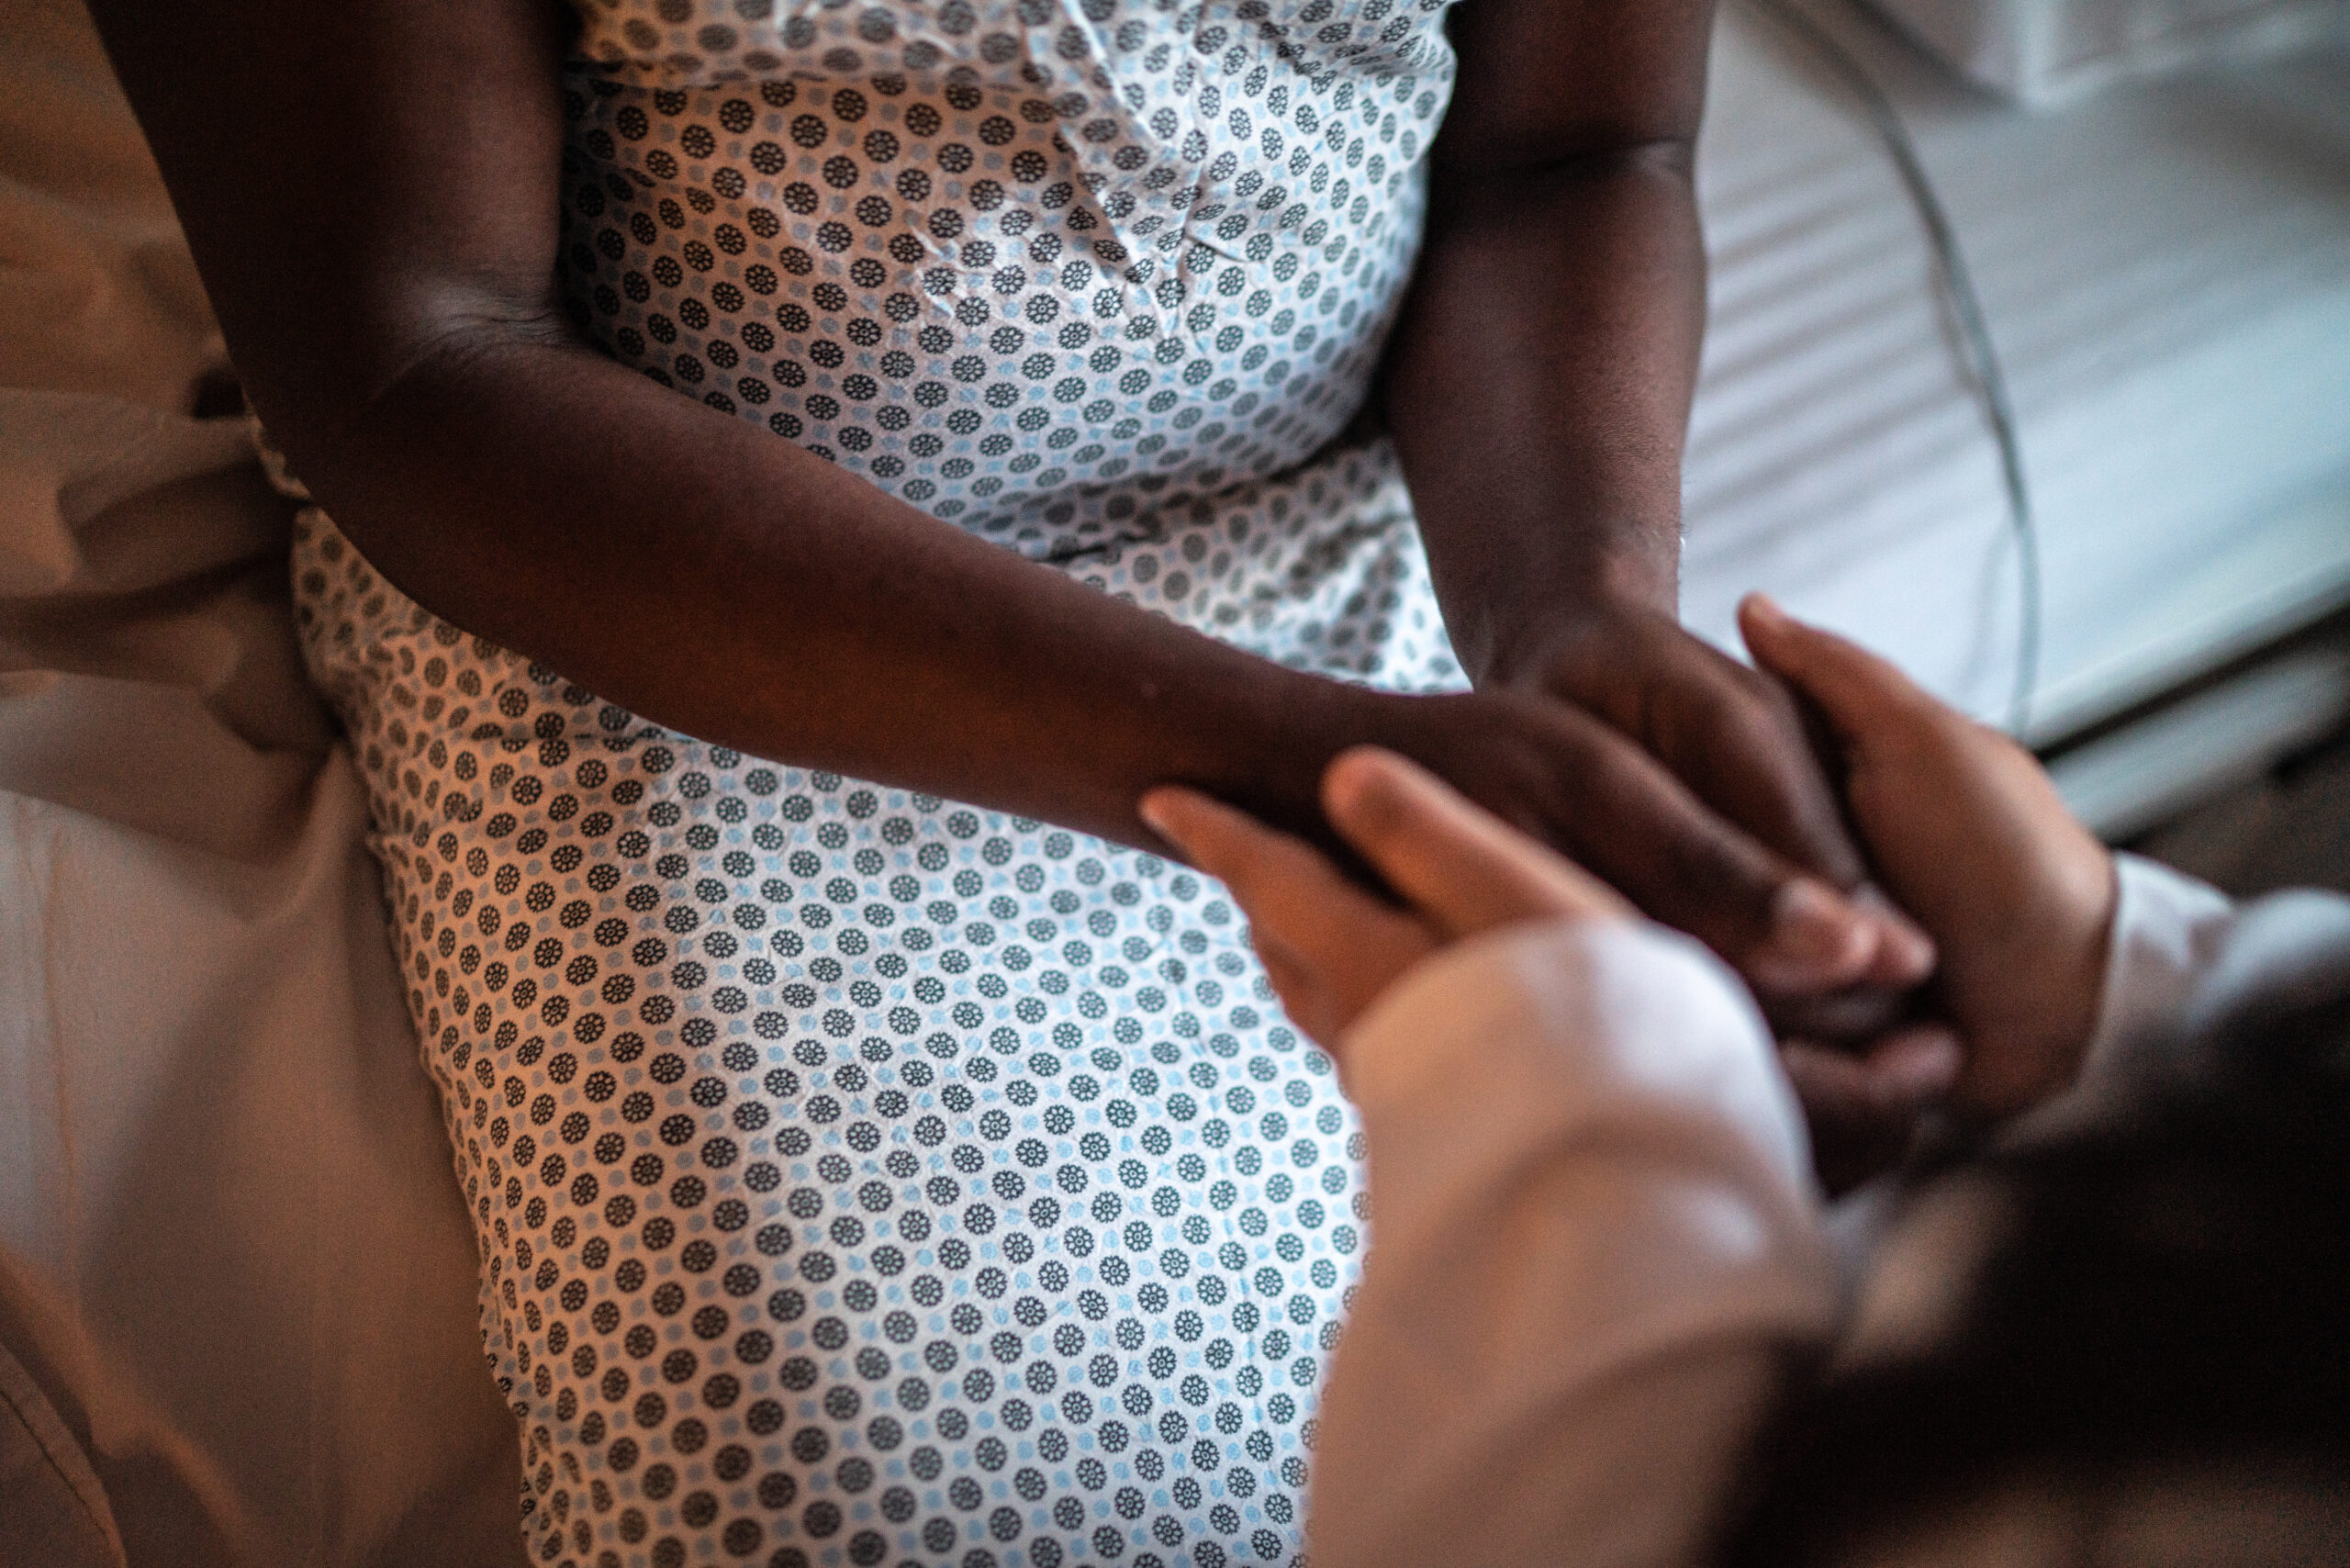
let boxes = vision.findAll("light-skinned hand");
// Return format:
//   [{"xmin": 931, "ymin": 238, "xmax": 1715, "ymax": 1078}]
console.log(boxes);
[
  {"xmin": 1740, "ymin": 594, "xmax": 2119, "ymax": 1120},
  {"xmin": 1138, "ymin": 747, "xmax": 1631, "ymax": 1057}
]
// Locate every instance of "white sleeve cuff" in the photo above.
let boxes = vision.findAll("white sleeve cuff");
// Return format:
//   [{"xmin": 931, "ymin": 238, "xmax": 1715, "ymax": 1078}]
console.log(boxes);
[
  {"xmin": 1341, "ymin": 916, "xmax": 1814, "ymax": 1202},
  {"xmin": 2077, "ymin": 852, "xmax": 2238, "ymax": 1090},
  {"xmin": 1314, "ymin": 918, "xmax": 1835, "ymax": 1568}
]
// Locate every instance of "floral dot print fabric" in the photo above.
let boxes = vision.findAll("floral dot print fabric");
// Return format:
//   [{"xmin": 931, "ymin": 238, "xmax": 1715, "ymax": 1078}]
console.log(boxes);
[
  {"xmin": 285, "ymin": 0, "xmax": 1475, "ymax": 1564},
  {"xmin": 558, "ymin": 0, "xmax": 1456, "ymax": 558}
]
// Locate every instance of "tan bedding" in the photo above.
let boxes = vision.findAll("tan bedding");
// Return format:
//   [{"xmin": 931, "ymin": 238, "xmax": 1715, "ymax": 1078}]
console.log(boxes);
[{"xmin": 0, "ymin": 3, "xmax": 518, "ymax": 1562}]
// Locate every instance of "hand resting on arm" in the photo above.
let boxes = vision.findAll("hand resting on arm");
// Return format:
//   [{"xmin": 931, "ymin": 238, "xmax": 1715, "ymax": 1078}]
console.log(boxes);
[
  {"xmin": 1147, "ymin": 600, "xmax": 2122, "ymax": 1182},
  {"xmin": 1138, "ymin": 609, "xmax": 2138, "ymax": 1568}
]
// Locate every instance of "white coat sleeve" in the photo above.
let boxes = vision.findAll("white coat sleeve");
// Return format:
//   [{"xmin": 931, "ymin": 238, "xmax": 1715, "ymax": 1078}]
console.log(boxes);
[
  {"xmin": 2075, "ymin": 852, "xmax": 2240, "ymax": 1091},
  {"xmin": 1306, "ymin": 920, "xmax": 1839, "ymax": 1568},
  {"xmin": 2078, "ymin": 853, "xmax": 2350, "ymax": 1093}
]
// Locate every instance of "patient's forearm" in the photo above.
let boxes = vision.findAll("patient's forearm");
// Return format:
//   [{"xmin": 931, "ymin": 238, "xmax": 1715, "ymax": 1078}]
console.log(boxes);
[
  {"xmin": 288, "ymin": 329, "xmax": 1392, "ymax": 852},
  {"xmin": 1390, "ymin": 150, "xmax": 1706, "ymax": 678},
  {"xmin": 87, "ymin": 0, "xmax": 1412, "ymax": 854},
  {"xmin": 1383, "ymin": 0, "xmax": 1714, "ymax": 682},
  {"xmin": 94, "ymin": 0, "xmax": 1874, "ymax": 963}
]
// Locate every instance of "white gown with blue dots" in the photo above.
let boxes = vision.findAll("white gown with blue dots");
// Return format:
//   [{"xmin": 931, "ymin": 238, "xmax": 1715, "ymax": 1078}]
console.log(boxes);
[{"xmin": 286, "ymin": 0, "xmax": 1470, "ymax": 1562}]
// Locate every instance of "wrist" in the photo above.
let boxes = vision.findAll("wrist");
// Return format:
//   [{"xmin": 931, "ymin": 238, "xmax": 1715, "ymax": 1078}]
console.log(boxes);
[
  {"xmin": 1231, "ymin": 678, "xmax": 1535, "ymax": 863},
  {"xmin": 1460, "ymin": 547, "xmax": 1680, "ymax": 689},
  {"xmin": 1954, "ymin": 851, "xmax": 2120, "ymax": 1120},
  {"xmin": 1181, "ymin": 669, "xmax": 1436, "ymax": 846},
  {"xmin": 2019, "ymin": 852, "xmax": 2123, "ymax": 1106}
]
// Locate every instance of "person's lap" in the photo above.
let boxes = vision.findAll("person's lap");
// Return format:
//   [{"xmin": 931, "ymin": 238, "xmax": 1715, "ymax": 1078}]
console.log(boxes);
[{"xmin": 290, "ymin": 437, "xmax": 1456, "ymax": 1567}]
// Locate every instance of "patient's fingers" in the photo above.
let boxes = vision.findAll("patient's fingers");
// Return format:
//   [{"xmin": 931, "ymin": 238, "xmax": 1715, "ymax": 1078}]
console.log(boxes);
[
  {"xmin": 1780, "ymin": 1025, "xmax": 1964, "ymax": 1194},
  {"xmin": 1320, "ymin": 746, "xmax": 1633, "ymax": 939},
  {"xmin": 1475, "ymin": 698, "xmax": 1883, "ymax": 994}
]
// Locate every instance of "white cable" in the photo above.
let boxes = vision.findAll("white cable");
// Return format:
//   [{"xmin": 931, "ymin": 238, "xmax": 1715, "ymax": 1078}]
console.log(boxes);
[{"xmin": 1740, "ymin": 0, "xmax": 2044, "ymax": 734}]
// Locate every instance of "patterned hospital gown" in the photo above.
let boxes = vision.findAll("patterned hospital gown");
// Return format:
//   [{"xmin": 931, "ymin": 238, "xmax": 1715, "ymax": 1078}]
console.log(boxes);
[{"xmin": 288, "ymin": 0, "xmax": 1470, "ymax": 1562}]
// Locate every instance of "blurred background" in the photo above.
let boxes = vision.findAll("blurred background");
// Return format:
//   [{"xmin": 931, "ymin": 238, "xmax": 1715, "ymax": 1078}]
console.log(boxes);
[{"xmin": 1675, "ymin": 0, "xmax": 2350, "ymax": 891}]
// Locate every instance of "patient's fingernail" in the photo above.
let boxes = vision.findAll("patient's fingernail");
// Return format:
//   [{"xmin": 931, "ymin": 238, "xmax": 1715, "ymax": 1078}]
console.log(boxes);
[
  {"xmin": 1854, "ymin": 885, "xmax": 1937, "ymax": 981},
  {"xmin": 1320, "ymin": 758, "xmax": 1363, "ymax": 819},
  {"xmin": 1742, "ymin": 594, "xmax": 1795, "ymax": 636},
  {"xmin": 1320, "ymin": 747, "xmax": 1383, "ymax": 823},
  {"xmin": 1760, "ymin": 878, "xmax": 1872, "ymax": 987}
]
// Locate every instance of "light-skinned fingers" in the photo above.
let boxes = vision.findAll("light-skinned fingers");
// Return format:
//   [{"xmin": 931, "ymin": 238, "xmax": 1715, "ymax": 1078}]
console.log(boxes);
[
  {"xmin": 1250, "ymin": 918, "xmax": 1434, "ymax": 1052},
  {"xmin": 1246, "ymin": 927, "xmax": 1332, "ymax": 1039},
  {"xmin": 1320, "ymin": 746, "xmax": 1631, "ymax": 937},
  {"xmin": 1248, "ymin": 925, "xmax": 1315, "ymax": 1005},
  {"xmin": 1139, "ymin": 786, "xmax": 1424, "ymax": 975},
  {"xmin": 1138, "ymin": 786, "xmax": 1298, "ymax": 897},
  {"xmin": 1737, "ymin": 598, "xmax": 1967, "ymax": 979},
  {"xmin": 1739, "ymin": 594, "xmax": 1944, "ymax": 754}
]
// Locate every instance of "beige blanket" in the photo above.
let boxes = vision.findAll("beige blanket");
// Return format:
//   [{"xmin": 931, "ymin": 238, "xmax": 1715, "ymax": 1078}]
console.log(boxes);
[{"xmin": 0, "ymin": 3, "xmax": 518, "ymax": 1562}]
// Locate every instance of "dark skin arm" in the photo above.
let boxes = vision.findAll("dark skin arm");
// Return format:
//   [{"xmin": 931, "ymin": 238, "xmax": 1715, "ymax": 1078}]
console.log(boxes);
[
  {"xmin": 1390, "ymin": 0, "xmax": 1917, "ymax": 991},
  {"xmin": 1393, "ymin": 0, "xmax": 1709, "ymax": 661},
  {"xmin": 86, "ymin": 0, "xmax": 1905, "ymax": 994}
]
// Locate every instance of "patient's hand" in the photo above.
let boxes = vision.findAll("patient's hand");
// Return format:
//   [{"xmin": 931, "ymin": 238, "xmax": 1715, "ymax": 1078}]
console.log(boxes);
[
  {"xmin": 1147, "ymin": 747, "xmax": 1964, "ymax": 1184},
  {"xmin": 1740, "ymin": 596, "xmax": 2118, "ymax": 1119},
  {"xmin": 1487, "ymin": 599, "xmax": 1938, "ymax": 1024},
  {"xmin": 1140, "ymin": 748, "xmax": 1630, "ymax": 1054}
]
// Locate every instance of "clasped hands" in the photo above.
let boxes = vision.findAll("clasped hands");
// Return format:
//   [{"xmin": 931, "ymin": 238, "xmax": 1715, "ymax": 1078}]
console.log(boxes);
[{"xmin": 1143, "ymin": 598, "xmax": 2119, "ymax": 1190}]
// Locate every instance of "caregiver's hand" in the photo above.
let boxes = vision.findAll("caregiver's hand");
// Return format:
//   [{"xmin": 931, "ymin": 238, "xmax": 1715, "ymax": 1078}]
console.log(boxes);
[
  {"xmin": 1140, "ymin": 747, "xmax": 1631, "ymax": 1053},
  {"xmin": 1483, "ymin": 598, "xmax": 1935, "ymax": 1016},
  {"xmin": 1742, "ymin": 595, "xmax": 2118, "ymax": 1121}
]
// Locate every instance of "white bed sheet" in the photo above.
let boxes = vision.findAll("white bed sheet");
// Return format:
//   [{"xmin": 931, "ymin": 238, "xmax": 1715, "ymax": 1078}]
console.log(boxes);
[{"xmin": 1682, "ymin": 0, "xmax": 2350, "ymax": 739}]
